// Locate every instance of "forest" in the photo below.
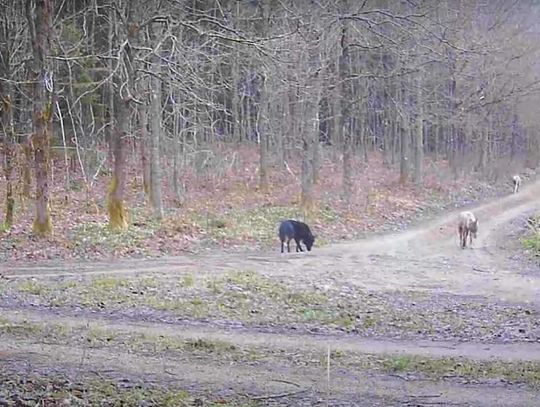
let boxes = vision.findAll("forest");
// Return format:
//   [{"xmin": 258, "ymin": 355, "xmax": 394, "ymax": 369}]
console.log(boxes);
[{"xmin": 1, "ymin": 0, "xmax": 540, "ymax": 260}]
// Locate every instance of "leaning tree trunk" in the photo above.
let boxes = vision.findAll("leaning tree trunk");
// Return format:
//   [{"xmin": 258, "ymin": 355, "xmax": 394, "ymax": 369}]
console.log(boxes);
[{"xmin": 26, "ymin": 0, "xmax": 53, "ymax": 236}]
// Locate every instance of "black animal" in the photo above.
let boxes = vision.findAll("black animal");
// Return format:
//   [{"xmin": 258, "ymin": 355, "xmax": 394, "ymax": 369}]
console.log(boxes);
[{"xmin": 278, "ymin": 220, "xmax": 315, "ymax": 253}]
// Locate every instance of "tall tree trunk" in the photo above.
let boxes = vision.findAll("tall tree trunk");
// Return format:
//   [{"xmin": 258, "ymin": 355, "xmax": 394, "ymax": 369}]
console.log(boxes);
[
  {"xmin": 258, "ymin": 79, "xmax": 269, "ymax": 192},
  {"xmin": 413, "ymin": 76, "xmax": 424, "ymax": 185},
  {"xmin": 108, "ymin": 97, "xmax": 129, "ymax": 231},
  {"xmin": 301, "ymin": 47, "xmax": 322, "ymax": 211},
  {"xmin": 231, "ymin": 1, "xmax": 241, "ymax": 144},
  {"xmin": 139, "ymin": 95, "xmax": 150, "ymax": 201},
  {"xmin": 26, "ymin": 0, "xmax": 53, "ymax": 236},
  {"xmin": 399, "ymin": 123, "xmax": 409, "ymax": 185},
  {"xmin": 149, "ymin": 51, "xmax": 164, "ymax": 219},
  {"xmin": 172, "ymin": 95, "xmax": 183, "ymax": 203},
  {"xmin": 312, "ymin": 131, "xmax": 320, "ymax": 184},
  {"xmin": 107, "ymin": 2, "xmax": 115, "ymax": 167},
  {"xmin": 312, "ymin": 93, "xmax": 327, "ymax": 183},
  {"xmin": 398, "ymin": 80, "xmax": 409, "ymax": 184},
  {"xmin": 302, "ymin": 80, "xmax": 321, "ymax": 212},
  {"xmin": 478, "ymin": 125, "xmax": 488, "ymax": 173},
  {"xmin": 340, "ymin": 13, "xmax": 353, "ymax": 202},
  {"xmin": 257, "ymin": 3, "xmax": 270, "ymax": 192},
  {"xmin": 0, "ymin": 86, "xmax": 15, "ymax": 228}
]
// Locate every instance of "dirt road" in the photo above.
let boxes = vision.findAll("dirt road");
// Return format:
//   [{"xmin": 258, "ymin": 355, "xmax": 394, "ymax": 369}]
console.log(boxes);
[{"xmin": 1, "ymin": 180, "xmax": 540, "ymax": 406}]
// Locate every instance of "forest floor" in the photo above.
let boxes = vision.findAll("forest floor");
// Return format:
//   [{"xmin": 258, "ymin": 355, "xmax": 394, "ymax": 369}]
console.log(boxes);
[
  {"xmin": 0, "ymin": 147, "xmax": 533, "ymax": 264},
  {"xmin": 0, "ymin": 152, "xmax": 540, "ymax": 405}
]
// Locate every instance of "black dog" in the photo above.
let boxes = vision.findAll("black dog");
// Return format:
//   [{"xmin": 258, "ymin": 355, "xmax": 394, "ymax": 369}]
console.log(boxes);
[{"xmin": 278, "ymin": 220, "xmax": 315, "ymax": 253}]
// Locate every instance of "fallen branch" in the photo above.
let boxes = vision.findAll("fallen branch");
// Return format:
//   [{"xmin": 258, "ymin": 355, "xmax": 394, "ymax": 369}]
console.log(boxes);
[
  {"xmin": 249, "ymin": 387, "xmax": 310, "ymax": 401},
  {"xmin": 404, "ymin": 393, "xmax": 467, "ymax": 406},
  {"xmin": 472, "ymin": 266, "xmax": 491, "ymax": 273},
  {"xmin": 284, "ymin": 160, "xmax": 295, "ymax": 177},
  {"xmin": 248, "ymin": 380, "xmax": 310, "ymax": 401}
]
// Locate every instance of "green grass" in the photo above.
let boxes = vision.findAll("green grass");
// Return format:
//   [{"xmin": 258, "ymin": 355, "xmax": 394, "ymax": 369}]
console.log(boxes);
[
  {"xmin": 8, "ymin": 272, "xmax": 539, "ymax": 342},
  {"xmin": 195, "ymin": 205, "xmax": 339, "ymax": 247},
  {"xmin": 522, "ymin": 234, "xmax": 540, "ymax": 253},
  {"xmin": 1, "ymin": 316, "xmax": 540, "ymax": 389},
  {"xmin": 68, "ymin": 214, "xmax": 158, "ymax": 254},
  {"xmin": 17, "ymin": 280, "xmax": 51, "ymax": 296},
  {"xmin": 0, "ymin": 372, "xmax": 252, "ymax": 406},
  {"xmin": 0, "ymin": 222, "xmax": 10, "ymax": 233},
  {"xmin": 378, "ymin": 354, "xmax": 540, "ymax": 387},
  {"xmin": 522, "ymin": 216, "xmax": 540, "ymax": 255}
]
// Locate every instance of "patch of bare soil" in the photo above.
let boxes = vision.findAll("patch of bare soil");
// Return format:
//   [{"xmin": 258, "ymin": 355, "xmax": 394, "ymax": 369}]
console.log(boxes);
[{"xmin": 1, "ymin": 181, "xmax": 540, "ymax": 406}]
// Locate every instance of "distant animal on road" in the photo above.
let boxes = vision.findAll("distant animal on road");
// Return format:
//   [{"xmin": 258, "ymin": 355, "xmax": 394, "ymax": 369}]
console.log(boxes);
[
  {"xmin": 278, "ymin": 220, "xmax": 315, "ymax": 253},
  {"xmin": 512, "ymin": 175, "xmax": 522, "ymax": 194},
  {"xmin": 458, "ymin": 211, "xmax": 478, "ymax": 249}
]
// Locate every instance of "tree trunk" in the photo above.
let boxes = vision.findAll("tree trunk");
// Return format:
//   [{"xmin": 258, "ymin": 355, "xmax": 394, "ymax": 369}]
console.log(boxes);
[
  {"xmin": 107, "ymin": 2, "xmax": 115, "ymax": 168},
  {"xmin": 258, "ymin": 88, "xmax": 269, "ymax": 192},
  {"xmin": 149, "ymin": 52, "xmax": 164, "ymax": 219},
  {"xmin": 399, "ymin": 120, "xmax": 409, "ymax": 184},
  {"xmin": 0, "ymin": 87, "xmax": 15, "ymax": 228},
  {"xmin": 257, "ymin": 3, "xmax": 270, "ymax": 192},
  {"xmin": 398, "ymin": 79, "xmax": 409, "ymax": 184},
  {"xmin": 340, "ymin": 14, "xmax": 353, "ymax": 202},
  {"xmin": 139, "ymin": 98, "xmax": 151, "ymax": 201},
  {"xmin": 26, "ymin": 0, "xmax": 53, "ymax": 236},
  {"xmin": 172, "ymin": 100, "xmax": 182, "ymax": 204},
  {"xmin": 413, "ymin": 76, "xmax": 424, "ymax": 185},
  {"xmin": 231, "ymin": 1, "xmax": 241, "ymax": 144},
  {"xmin": 301, "ymin": 57, "xmax": 322, "ymax": 211},
  {"xmin": 108, "ymin": 98, "xmax": 129, "ymax": 231},
  {"xmin": 312, "ymin": 131, "xmax": 320, "ymax": 184},
  {"xmin": 478, "ymin": 126, "xmax": 488, "ymax": 173}
]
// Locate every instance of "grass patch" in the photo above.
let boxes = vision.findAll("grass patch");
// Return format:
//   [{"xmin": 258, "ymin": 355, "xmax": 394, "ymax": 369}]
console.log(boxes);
[
  {"xmin": 522, "ymin": 234, "xmax": 540, "ymax": 254},
  {"xmin": 0, "ymin": 372, "xmax": 252, "ymax": 406},
  {"xmin": 1, "ymin": 315, "xmax": 539, "ymax": 390},
  {"xmin": 195, "ymin": 205, "xmax": 339, "ymax": 247},
  {"xmin": 383, "ymin": 355, "xmax": 412, "ymax": 372},
  {"xmin": 378, "ymin": 354, "xmax": 540, "ymax": 387},
  {"xmin": 522, "ymin": 216, "xmax": 540, "ymax": 255},
  {"xmin": 69, "ymin": 218, "xmax": 157, "ymax": 254},
  {"xmin": 182, "ymin": 274, "xmax": 195, "ymax": 287},
  {"xmin": 91, "ymin": 276, "xmax": 129, "ymax": 290},
  {"xmin": 7, "ymin": 274, "xmax": 539, "ymax": 343},
  {"xmin": 0, "ymin": 318, "xmax": 69, "ymax": 339},
  {"xmin": 17, "ymin": 279, "xmax": 50, "ymax": 296}
]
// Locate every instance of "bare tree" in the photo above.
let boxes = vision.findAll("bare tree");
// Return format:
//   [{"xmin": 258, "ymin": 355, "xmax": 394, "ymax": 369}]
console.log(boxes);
[
  {"xmin": 0, "ymin": 1, "xmax": 21, "ymax": 228},
  {"xmin": 339, "ymin": 4, "xmax": 353, "ymax": 202},
  {"xmin": 148, "ymin": 28, "xmax": 164, "ymax": 219},
  {"xmin": 26, "ymin": 0, "xmax": 54, "ymax": 236}
]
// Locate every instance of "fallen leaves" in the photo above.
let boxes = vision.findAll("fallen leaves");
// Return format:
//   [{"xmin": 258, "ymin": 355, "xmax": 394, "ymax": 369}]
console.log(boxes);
[{"xmin": 0, "ymin": 146, "xmax": 521, "ymax": 264}]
